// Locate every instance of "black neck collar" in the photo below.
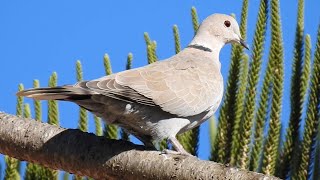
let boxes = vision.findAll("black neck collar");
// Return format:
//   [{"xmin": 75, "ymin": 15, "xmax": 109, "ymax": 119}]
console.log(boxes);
[{"xmin": 187, "ymin": 44, "xmax": 212, "ymax": 52}]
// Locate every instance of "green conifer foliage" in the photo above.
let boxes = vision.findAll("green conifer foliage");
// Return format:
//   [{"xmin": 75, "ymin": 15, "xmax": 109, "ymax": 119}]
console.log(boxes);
[
  {"xmin": 25, "ymin": 82, "xmax": 49, "ymax": 179},
  {"xmin": 144, "ymin": 32, "xmax": 151, "ymax": 45},
  {"xmin": 294, "ymin": 26, "xmax": 320, "ymax": 180},
  {"xmin": 230, "ymin": 0, "xmax": 250, "ymax": 167},
  {"xmin": 48, "ymin": 72, "xmax": 59, "ymax": 126},
  {"xmin": 280, "ymin": 0, "xmax": 306, "ymax": 178},
  {"xmin": 191, "ymin": 7, "xmax": 199, "ymax": 34},
  {"xmin": 209, "ymin": 116, "xmax": 218, "ymax": 150},
  {"xmin": 144, "ymin": 32, "xmax": 158, "ymax": 64},
  {"xmin": 4, "ymin": 156, "xmax": 20, "ymax": 180},
  {"xmin": 241, "ymin": 0, "xmax": 269, "ymax": 171},
  {"xmin": 16, "ymin": 84, "xmax": 25, "ymax": 174},
  {"xmin": 177, "ymin": 130, "xmax": 197, "ymax": 155},
  {"xmin": 33, "ymin": 80, "xmax": 42, "ymax": 121},
  {"xmin": 76, "ymin": 60, "xmax": 88, "ymax": 132},
  {"xmin": 46, "ymin": 72, "xmax": 59, "ymax": 179},
  {"xmin": 231, "ymin": 54, "xmax": 249, "ymax": 166},
  {"xmin": 301, "ymin": 35, "xmax": 311, "ymax": 110},
  {"xmin": 23, "ymin": 103, "xmax": 31, "ymax": 118},
  {"xmin": 41, "ymin": 168, "xmax": 58, "ymax": 180},
  {"xmin": 250, "ymin": 50, "xmax": 273, "ymax": 172},
  {"xmin": 94, "ymin": 116, "xmax": 103, "ymax": 136},
  {"xmin": 63, "ymin": 172, "xmax": 70, "ymax": 180},
  {"xmin": 239, "ymin": 0, "xmax": 249, "ymax": 40},
  {"xmin": 147, "ymin": 41, "xmax": 158, "ymax": 64},
  {"xmin": 103, "ymin": 54, "xmax": 118, "ymax": 139},
  {"xmin": 173, "ymin": 25, "xmax": 181, "ymax": 54},
  {"xmin": 103, "ymin": 54, "xmax": 112, "ymax": 75},
  {"xmin": 4, "ymin": 84, "xmax": 24, "ymax": 180},
  {"xmin": 16, "ymin": 83, "xmax": 24, "ymax": 116},
  {"xmin": 261, "ymin": 0, "xmax": 284, "ymax": 175},
  {"xmin": 213, "ymin": 0, "xmax": 248, "ymax": 164},
  {"xmin": 126, "ymin": 52, "xmax": 133, "ymax": 70}
]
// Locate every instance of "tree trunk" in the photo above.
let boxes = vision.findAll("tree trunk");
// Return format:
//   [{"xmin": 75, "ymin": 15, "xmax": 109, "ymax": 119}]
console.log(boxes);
[{"xmin": 0, "ymin": 112, "xmax": 279, "ymax": 180}]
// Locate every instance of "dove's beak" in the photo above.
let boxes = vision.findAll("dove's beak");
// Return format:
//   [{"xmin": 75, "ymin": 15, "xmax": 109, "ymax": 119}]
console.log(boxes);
[{"xmin": 240, "ymin": 38, "xmax": 249, "ymax": 50}]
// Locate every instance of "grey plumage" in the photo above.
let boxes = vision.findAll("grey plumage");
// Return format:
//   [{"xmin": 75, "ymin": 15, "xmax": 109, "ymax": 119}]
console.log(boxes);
[{"xmin": 17, "ymin": 13, "xmax": 248, "ymax": 155}]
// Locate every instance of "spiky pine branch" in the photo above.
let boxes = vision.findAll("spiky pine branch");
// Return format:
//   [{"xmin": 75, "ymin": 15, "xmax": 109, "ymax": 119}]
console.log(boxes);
[
  {"xmin": 33, "ymin": 80, "xmax": 42, "ymax": 121},
  {"xmin": 103, "ymin": 54, "xmax": 118, "ymax": 139},
  {"xmin": 279, "ymin": 0, "xmax": 305, "ymax": 178},
  {"xmin": 93, "ymin": 115, "xmax": 103, "ymax": 136},
  {"xmin": 16, "ymin": 84, "xmax": 24, "ymax": 174},
  {"xmin": 147, "ymin": 41, "xmax": 158, "ymax": 64},
  {"xmin": 4, "ymin": 84, "xmax": 24, "ymax": 180},
  {"xmin": 4, "ymin": 156, "xmax": 20, "ymax": 180},
  {"xmin": 191, "ymin": 6, "xmax": 199, "ymax": 34},
  {"xmin": 294, "ymin": 25, "xmax": 320, "ymax": 180},
  {"xmin": 173, "ymin": 25, "xmax": 181, "ymax": 54},
  {"xmin": 144, "ymin": 32, "xmax": 151, "ymax": 46},
  {"xmin": 261, "ymin": 0, "xmax": 284, "ymax": 175},
  {"xmin": 76, "ymin": 60, "xmax": 88, "ymax": 133},
  {"xmin": 209, "ymin": 116, "xmax": 218, "ymax": 150},
  {"xmin": 16, "ymin": 84, "xmax": 24, "ymax": 117},
  {"xmin": 214, "ymin": 0, "xmax": 248, "ymax": 164},
  {"xmin": 239, "ymin": 0, "xmax": 249, "ymax": 40},
  {"xmin": 231, "ymin": 0, "xmax": 251, "ymax": 167},
  {"xmin": 242, "ymin": 0, "xmax": 269, "ymax": 171},
  {"xmin": 46, "ymin": 72, "xmax": 59, "ymax": 179},
  {"xmin": 230, "ymin": 54, "xmax": 249, "ymax": 166},
  {"xmin": 250, "ymin": 48, "xmax": 274, "ymax": 173},
  {"xmin": 126, "ymin": 52, "xmax": 133, "ymax": 70},
  {"xmin": 48, "ymin": 72, "xmax": 59, "ymax": 126},
  {"xmin": 144, "ymin": 33, "xmax": 158, "ymax": 64}
]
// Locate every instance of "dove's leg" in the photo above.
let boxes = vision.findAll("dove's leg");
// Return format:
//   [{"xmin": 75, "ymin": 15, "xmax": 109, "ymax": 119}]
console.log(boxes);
[{"xmin": 167, "ymin": 136, "xmax": 191, "ymax": 156}]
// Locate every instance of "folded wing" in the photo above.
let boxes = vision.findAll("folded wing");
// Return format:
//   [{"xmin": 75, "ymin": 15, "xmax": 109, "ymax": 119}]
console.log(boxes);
[{"xmin": 79, "ymin": 57, "xmax": 222, "ymax": 117}]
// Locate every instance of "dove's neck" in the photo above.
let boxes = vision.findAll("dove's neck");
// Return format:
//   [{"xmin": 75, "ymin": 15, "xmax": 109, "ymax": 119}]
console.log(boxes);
[{"xmin": 189, "ymin": 33, "xmax": 225, "ymax": 60}]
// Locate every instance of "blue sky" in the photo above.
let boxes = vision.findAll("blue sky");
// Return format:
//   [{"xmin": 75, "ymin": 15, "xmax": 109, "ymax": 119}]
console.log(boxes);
[{"xmin": 0, "ymin": 0, "xmax": 319, "ymax": 178}]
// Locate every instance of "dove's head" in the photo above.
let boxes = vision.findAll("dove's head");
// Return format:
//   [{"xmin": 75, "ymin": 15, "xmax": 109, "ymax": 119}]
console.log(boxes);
[{"xmin": 190, "ymin": 13, "xmax": 249, "ymax": 51}]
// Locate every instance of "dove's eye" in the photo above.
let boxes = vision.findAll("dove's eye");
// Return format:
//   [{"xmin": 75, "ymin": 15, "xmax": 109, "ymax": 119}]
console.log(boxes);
[{"xmin": 224, "ymin": 20, "xmax": 231, "ymax": 27}]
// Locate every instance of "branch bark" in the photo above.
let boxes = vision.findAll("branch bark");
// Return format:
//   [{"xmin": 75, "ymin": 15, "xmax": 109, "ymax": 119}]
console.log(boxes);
[{"xmin": 0, "ymin": 112, "xmax": 279, "ymax": 180}]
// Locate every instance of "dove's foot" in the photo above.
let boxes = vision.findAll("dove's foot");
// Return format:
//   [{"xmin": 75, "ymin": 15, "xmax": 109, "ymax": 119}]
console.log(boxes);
[
  {"xmin": 161, "ymin": 149, "xmax": 193, "ymax": 156},
  {"xmin": 165, "ymin": 136, "xmax": 193, "ymax": 156}
]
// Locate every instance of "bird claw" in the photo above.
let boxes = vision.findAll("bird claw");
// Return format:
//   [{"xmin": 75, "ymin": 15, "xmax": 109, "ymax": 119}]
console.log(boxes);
[{"xmin": 161, "ymin": 149, "xmax": 193, "ymax": 157}]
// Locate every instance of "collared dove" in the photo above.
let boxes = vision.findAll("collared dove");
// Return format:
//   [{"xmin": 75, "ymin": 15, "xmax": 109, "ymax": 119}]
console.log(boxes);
[{"xmin": 17, "ymin": 13, "xmax": 248, "ymax": 155}]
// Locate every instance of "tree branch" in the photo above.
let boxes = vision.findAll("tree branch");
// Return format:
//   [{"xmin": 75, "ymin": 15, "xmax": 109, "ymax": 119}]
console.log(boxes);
[{"xmin": 0, "ymin": 112, "xmax": 279, "ymax": 179}]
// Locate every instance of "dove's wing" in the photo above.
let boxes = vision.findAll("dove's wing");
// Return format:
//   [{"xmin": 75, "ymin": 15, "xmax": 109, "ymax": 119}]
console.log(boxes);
[{"xmin": 78, "ymin": 49, "xmax": 223, "ymax": 117}]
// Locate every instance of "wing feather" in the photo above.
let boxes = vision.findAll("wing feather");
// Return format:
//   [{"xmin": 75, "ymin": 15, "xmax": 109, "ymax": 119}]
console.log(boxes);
[{"xmin": 75, "ymin": 50, "xmax": 223, "ymax": 117}]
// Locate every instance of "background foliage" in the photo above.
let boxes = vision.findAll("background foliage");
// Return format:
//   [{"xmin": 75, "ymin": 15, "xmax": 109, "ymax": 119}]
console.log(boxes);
[{"xmin": 0, "ymin": 0, "xmax": 320, "ymax": 179}]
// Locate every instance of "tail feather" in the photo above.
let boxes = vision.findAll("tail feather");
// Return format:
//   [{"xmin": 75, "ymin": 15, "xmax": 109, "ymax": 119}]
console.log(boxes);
[{"xmin": 16, "ymin": 86, "xmax": 93, "ymax": 100}]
